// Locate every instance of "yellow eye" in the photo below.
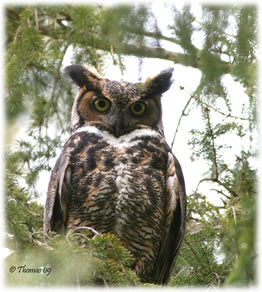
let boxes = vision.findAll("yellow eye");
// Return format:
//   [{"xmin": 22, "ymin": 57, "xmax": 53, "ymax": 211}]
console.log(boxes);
[
  {"xmin": 130, "ymin": 102, "xmax": 146, "ymax": 116},
  {"xmin": 93, "ymin": 97, "xmax": 111, "ymax": 112}
]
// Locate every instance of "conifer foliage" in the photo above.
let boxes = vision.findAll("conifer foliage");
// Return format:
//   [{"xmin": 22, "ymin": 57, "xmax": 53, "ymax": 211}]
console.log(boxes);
[{"xmin": 5, "ymin": 4, "xmax": 257, "ymax": 287}]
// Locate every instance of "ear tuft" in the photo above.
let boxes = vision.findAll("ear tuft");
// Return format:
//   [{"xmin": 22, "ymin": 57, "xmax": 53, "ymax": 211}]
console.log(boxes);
[
  {"xmin": 144, "ymin": 67, "xmax": 174, "ymax": 96},
  {"xmin": 64, "ymin": 64, "xmax": 104, "ymax": 88},
  {"xmin": 64, "ymin": 64, "xmax": 88, "ymax": 87}
]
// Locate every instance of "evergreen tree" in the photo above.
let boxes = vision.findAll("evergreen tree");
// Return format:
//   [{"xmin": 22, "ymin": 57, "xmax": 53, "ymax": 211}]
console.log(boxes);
[{"xmin": 5, "ymin": 3, "xmax": 257, "ymax": 287}]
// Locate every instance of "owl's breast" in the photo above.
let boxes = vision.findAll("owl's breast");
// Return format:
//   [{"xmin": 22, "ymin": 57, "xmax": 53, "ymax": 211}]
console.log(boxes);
[{"xmin": 67, "ymin": 127, "xmax": 169, "ymax": 268}]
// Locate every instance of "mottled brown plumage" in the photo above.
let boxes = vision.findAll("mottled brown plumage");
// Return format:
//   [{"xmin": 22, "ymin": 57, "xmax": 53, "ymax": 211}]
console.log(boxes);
[{"xmin": 44, "ymin": 65, "xmax": 186, "ymax": 284}]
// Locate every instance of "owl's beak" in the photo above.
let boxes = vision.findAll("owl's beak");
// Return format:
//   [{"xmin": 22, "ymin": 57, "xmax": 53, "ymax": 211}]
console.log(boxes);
[
  {"xmin": 112, "ymin": 113, "xmax": 124, "ymax": 138},
  {"xmin": 107, "ymin": 110, "xmax": 125, "ymax": 138},
  {"xmin": 105, "ymin": 107, "xmax": 130, "ymax": 138}
]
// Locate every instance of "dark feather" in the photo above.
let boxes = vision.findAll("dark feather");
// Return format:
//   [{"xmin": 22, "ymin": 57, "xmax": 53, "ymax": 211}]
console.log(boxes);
[
  {"xmin": 43, "ymin": 153, "xmax": 71, "ymax": 234},
  {"xmin": 152, "ymin": 153, "xmax": 186, "ymax": 284}
]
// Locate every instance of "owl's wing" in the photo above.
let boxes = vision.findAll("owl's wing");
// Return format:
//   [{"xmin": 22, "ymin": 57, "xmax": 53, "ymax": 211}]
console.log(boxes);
[
  {"xmin": 43, "ymin": 152, "xmax": 71, "ymax": 234},
  {"xmin": 152, "ymin": 152, "xmax": 186, "ymax": 284}
]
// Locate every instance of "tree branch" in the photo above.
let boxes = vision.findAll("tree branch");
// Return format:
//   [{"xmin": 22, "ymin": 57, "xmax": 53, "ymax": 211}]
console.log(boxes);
[
  {"xmin": 123, "ymin": 28, "xmax": 182, "ymax": 46},
  {"xmin": 194, "ymin": 177, "xmax": 238, "ymax": 198},
  {"xmin": 27, "ymin": 18, "xmax": 232, "ymax": 73},
  {"xmin": 184, "ymin": 237, "xmax": 205, "ymax": 268},
  {"xmin": 194, "ymin": 95, "xmax": 251, "ymax": 121},
  {"xmin": 205, "ymin": 108, "xmax": 219, "ymax": 180},
  {"xmin": 7, "ymin": 7, "xmax": 233, "ymax": 74},
  {"xmin": 171, "ymin": 93, "xmax": 194, "ymax": 149},
  {"xmin": 117, "ymin": 43, "xmax": 204, "ymax": 71}
]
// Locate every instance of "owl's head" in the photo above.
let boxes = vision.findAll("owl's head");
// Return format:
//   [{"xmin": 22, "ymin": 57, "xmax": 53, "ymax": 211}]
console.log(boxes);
[{"xmin": 65, "ymin": 64, "xmax": 173, "ymax": 137}]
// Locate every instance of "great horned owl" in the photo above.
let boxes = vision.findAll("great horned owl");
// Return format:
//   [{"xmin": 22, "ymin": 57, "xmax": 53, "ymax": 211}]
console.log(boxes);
[{"xmin": 44, "ymin": 64, "xmax": 186, "ymax": 284}]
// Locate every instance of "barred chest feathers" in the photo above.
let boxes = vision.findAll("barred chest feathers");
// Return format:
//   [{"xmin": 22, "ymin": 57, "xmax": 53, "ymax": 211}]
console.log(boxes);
[{"xmin": 66, "ymin": 126, "xmax": 169, "ymax": 234}]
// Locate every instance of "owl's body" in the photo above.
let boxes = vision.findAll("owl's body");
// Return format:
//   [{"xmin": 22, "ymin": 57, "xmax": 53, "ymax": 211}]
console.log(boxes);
[{"xmin": 44, "ymin": 65, "xmax": 186, "ymax": 284}]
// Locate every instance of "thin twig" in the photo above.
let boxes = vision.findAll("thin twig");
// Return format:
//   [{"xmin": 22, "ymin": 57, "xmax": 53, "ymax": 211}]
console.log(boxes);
[
  {"xmin": 205, "ymin": 108, "xmax": 219, "ymax": 180},
  {"xmin": 65, "ymin": 232, "xmax": 73, "ymax": 247},
  {"xmin": 124, "ymin": 27, "xmax": 182, "ymax": 46},
  {"xmin": 14, "ymin": 24, "xmax": 22, "ymax": 44},
  {"xmin": 231, "ymin": 206, "xmax": 237, "ymax": 225},
  {"xmin": 194, "ymin": 178, "xmax": 217, "ymax": 194},
  {"xmin": 193, "ymin": 95, "xmax": 251, "ymax": 121},
  {"xmin": 206, "ymin": 272, "xmax": 221, "ymax": 288},
  {"xmin": 110, "ymin": 45, "xmax": 118, "ymax": 65},
  {"xmin": 74, "ymin": 226, "xmax": 100, "ymax": 236},
  {"xmin": 184, "ymin": 237, "xmax": 204, "ymax": 268},
  {"xmin": 171, "ymin": 94, "xmax": 194, "ymax": 149},
  {"xmin": 46, "ymin": 40, "xmax": 72, "ymax": 131},
  {"xmin": 66, "ymin": 226, "xmax": 100, "ymax": 247},
  {"xmin": 175, "ymin": 266, "xmax": 193, "ymax": 277},
  {"xmin": 211, "ymin": 188, "xmax": 231, "ymax": 200},
  {"xmin": 215, "ymin": 180, "xmax": 238, "ymax": 197},
  {"xmin": 200, "ymin": 243, "xmax": 211, "ymax": 272},
  {"xmin": 34, "ymin": 8, "xmax": 39, "ymax": 30},
  {"xmin": 194, "ymin": 177, "xmax": 238, "ymax": 198}
]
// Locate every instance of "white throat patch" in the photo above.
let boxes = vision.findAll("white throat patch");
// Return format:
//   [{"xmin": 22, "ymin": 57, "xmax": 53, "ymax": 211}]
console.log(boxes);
[{"xmin": 75, "ymin": 125, "xmax": 160, "ymax": 146}]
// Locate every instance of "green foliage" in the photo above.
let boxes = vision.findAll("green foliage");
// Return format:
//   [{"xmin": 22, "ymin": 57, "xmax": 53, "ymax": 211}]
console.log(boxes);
[
  {"xmin": 5, "ymin": 150, "xmax": 43, "ymax": 250},
  {"xmin": 222, "ymin": 195, "xmax": 256, "ymax": 286},
  {"xmin": 5, "ymin": 232, "xmax": 141, "ymax": 287},
  {"xmin": 169, "ymin": 230, "xmax": 233, "ymax": 287},
  {"xmin": 221, "ymin": 153, "xmax": 256, "ymax": 286},
  {"xmin": 5, "ymin": 3, "xmax": 257, "ymax": 288}
]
